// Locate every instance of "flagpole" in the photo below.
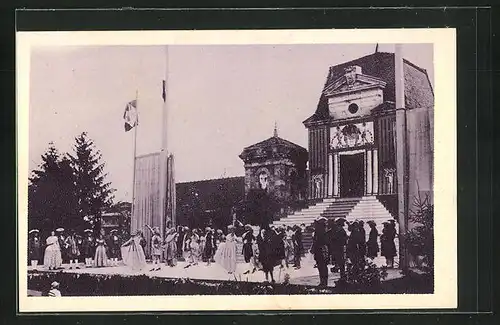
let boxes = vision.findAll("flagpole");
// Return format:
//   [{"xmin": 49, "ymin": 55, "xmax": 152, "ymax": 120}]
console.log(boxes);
[
  {"xmin": 131, "ymin": 90, "xmax": 139, "ymax": 227},
  {"xmin": 159, "ymin": 46, "xmax": 169, "ymax": 234}
]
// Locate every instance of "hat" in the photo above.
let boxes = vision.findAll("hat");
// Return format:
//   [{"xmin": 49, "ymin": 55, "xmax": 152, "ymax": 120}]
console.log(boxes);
[
  {"xmin": 110, "ymin": 229, "xmax": 118, "ymax": 233},
  {"xmin": 316, "ymin": 217, "xmax": 327, "ymax": 222},
  {"xmin": 55, "ymin": 228, "xmax": 65, "ymax": 232},
  {"xmin": 84, "ymin": 229, "xmax": 92, "ymax": 233},
  {"xmin": 51, "ymin": 281, "xmax": 59, "ymax": 288},
  {"xmin": 205, "ymin": 227, "xmax": 211, "ymax": 231},
  {"xmin": 367, "ymin": 220, "xmax": 376, "ymax": 226},
  {"xmin": 28, "ymin": 229, "xmax": 39, "ymax": 234}
]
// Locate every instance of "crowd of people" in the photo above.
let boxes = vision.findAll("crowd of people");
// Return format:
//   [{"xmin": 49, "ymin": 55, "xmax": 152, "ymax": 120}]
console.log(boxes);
[
  {"xmin": 28, "ymin": 227, "xmax": 127, "ymax": 271},
  {"xmin": 310, "ymin": 217, "xmax": 397, "ymax": 287},
  {"xmin": 28, "ymin": 217, "xmax": 397, "ymax": 287}
]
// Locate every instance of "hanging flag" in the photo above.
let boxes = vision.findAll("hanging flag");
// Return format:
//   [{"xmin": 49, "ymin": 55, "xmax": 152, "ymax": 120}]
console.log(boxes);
[
  {"xmin": 123, "ymin": 99, "xmax": 138, "ymax": 132},
  {"xmin": 162, "ymin": 80, "xmax": 166, "ymax": 102}
]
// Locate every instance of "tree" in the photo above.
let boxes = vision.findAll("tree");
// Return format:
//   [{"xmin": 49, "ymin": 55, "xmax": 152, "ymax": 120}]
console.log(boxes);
[
  {"xmin": 406, "ymin": 195, "xmax": 434, "ymax": 274},
  {"xmin": 68, "ymin": 132, "xmax": 115, "ymax": 232},
  {"xmin": 28, "ymin": 143, "xmax": 78, "ymax": 237}
]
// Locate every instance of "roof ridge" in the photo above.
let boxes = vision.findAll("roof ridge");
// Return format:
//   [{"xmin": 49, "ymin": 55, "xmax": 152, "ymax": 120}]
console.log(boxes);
[{"xmin": 177, "ymin": 175, "xmax": 245, "ymax": 185}]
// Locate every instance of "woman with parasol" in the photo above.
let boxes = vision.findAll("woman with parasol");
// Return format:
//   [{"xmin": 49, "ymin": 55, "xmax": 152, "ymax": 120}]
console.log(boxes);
[
  {"xmin": 28, "ymin": 229, "xmax": 41, "ymax": 270},
  {"xmin": 121, "ymin": 229, "xmax": 147, "ymax": 271},
  {"xmin": 43, "ymin": 230, "xmax": 62, "ymax": 270}
]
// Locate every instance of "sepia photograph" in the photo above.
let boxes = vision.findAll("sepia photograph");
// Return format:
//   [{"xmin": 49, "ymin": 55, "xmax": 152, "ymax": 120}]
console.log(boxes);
[{"xmin": 17, "ymin": 29, "xmax": 456, "ymax": 311}]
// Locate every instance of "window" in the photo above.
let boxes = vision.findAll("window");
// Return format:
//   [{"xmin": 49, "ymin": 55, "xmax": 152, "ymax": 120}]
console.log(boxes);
[{"xmin": 348, "ymin": 103, "xmax": 359, "ymax": 114}]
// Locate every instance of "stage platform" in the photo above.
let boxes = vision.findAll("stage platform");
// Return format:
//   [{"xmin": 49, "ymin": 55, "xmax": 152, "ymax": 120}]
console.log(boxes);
[{"xmin": 28, "ymin": 259, "xmax": 403, "ymax": 288}]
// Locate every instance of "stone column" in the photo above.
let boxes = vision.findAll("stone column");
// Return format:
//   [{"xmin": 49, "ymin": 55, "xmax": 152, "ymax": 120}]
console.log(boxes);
[
  {"xmin": 373, "ymin": 149, "xmax": 379, "ymax": 194},
  {"xmin": 333, "ymin": 153, "xmax": 339, "ymax": 196},
  {"xmin": 328, "ymin": 153, "xmax": 333, "ymax": 197},
  {"xmin": 366, "ymin": 149, "xmax": 372, "ymax": 195}
]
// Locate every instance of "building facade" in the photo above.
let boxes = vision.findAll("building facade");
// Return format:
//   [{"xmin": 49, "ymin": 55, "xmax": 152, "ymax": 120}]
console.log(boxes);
[{"xmin": 303, "ymin": 52, "xmax": 434, "ymax": 215}]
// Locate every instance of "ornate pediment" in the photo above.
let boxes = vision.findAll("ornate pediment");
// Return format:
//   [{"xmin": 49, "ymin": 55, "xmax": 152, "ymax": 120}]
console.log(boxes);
[{"xmin": 323, "ymin": 66, "xmax": 386, "ymax": 97}]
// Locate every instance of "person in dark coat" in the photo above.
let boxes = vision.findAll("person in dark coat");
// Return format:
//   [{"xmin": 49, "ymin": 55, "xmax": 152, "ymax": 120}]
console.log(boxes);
[
  {"xmin": 273, "ymin": 227, "xmax": 286, "ymax": 268},
  {"xmin": 257, "ymin": 228, "xmax": 275, "ymax": 283},
  {"xmin": 358, "ymin": 220, "xmax": 367, "ymax": 259},
  {"xmin": 292, "ymin": 225, "xmax": 303, "ymax": 269},
  {"xmin": 381, "ymin": 221, "xmax": 397, "ymax": 268},
  {"xmin": 311, "ymin": 217, "xmax": 329, "ymax": 287},
  {"xmin": 329, "ymin": 218, "xmax": 348, "ymax": 279},
  {"xmin": 203, "ymin": 227, "xmax": 215, "ymax": 266},
  {"xmin": 28, "ymin": 229, "xmax": 41, "ymax": 270},
  {"xmin": 82, "ymin": 229, "xmax": 95, "ymax": 267},
  {"xmin": 107, "ymin": 229, "xmax": 121, "ymax": 266},
  {"xmin": 346, "ymin": 221, "xmax": 364, "ymax": 269},
  {"xmin": 241, "ymin": 225, "xmax": 255, "ymax": 274},
  {"xmin": 366, "ymin": 221, "xmax": 379, "ymax": 259},
  {"xmin": 176, "ymin": 226, "xmax": 185, "ymax": 260},
  {"xmin": 64, "ymin": 230, "xmax": 81, "ymax": 269}
]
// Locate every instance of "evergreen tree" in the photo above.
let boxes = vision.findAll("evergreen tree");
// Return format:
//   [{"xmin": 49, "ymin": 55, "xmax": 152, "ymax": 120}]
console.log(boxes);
[
  {"xmin": 28, "ymin": 143, "xmax": 78, "ymax": 237},
  {"xmin": 68, "ymin": 132, "xmax": 115, "ymax": 232}
]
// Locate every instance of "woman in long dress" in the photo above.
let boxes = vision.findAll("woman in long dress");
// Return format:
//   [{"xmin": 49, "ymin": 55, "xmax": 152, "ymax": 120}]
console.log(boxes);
[
  {"xmin": 381, "ymin": 221, "xmax": 397, "ymax": 268},
  {"xmin": 366, "ymin": 221, "xmax": 379, "ymax": 259},
  {"xmin": 257, "ymin": 228, "xmax": 275, "ymax": 283},
  {"xmin": 94, "ymin": 229, "xmax": 108, "ymax": 267},
  {"xmin": 163, "ymin": 226, "xmax": 177, "ymax": 267},
  {"xmin": 121, "ymin": 230, "xmax": 147, "ymax": 271},
  {"xmin": 214, "ymin": 225, "xmax": 240, "ymax": 274},
  {"xmin": 43, "ymin": 231, "xmax": 62, "ymax": 270}
]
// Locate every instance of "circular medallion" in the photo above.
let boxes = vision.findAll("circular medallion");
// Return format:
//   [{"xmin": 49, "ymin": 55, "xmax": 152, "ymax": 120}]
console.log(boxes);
[{"xmin": 348, "ymin": 103, "xmax": 359, "ymax": 114}]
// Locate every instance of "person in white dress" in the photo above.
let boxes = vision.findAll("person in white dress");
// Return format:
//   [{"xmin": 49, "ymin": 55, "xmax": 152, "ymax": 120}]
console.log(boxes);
[{"xmin": 214, "ymin": 225, "xmax": 241, "ymax": 274}]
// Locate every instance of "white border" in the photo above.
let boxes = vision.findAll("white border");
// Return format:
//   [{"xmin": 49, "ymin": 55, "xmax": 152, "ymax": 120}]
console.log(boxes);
[{"xmin": 17, "ymin": 28, "xmax": 457, "ymax": 312}]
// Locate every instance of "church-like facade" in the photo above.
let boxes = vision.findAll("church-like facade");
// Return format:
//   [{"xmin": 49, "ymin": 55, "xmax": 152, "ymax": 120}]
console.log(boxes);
[{"xmin": 303, "ymin": 52, "xmax": 433, "ymax": 212}]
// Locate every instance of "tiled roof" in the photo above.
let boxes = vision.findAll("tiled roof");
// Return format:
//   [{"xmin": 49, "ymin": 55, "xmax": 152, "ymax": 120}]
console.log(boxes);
[
  {"xmin": 241, "ymin": 135, "xmax": 307, "ymax": 152},
  {"xmin": 239, "ymin": 135, "xmax": 308, "ymax": 163},
  {"xmin": 304, "ymin": 52, "xmax": 434, "ymax": 124}
]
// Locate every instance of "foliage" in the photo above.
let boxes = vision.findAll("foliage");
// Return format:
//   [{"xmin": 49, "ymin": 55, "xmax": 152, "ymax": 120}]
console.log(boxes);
[
  {"xmin": 28, "ymin": 267, "xmax": 433, "ymax": 296},
  {"xmin": 340, "ymin": 258, "xmax": 388, "ymax": 292},
  {"xmin": 104, "ymin": 201, "xmax": 132, "ymax": 238},
  {"xmin": 28, "ymin": 133, "xmax": 116, "ymax": 236},
  {"xmin": 28, "ymin": 143, "xmax": 79, "ymax": 237},
  {"xmin": 406, "ymin": 195, "xmax": 434, "ymax": 273},
  {"xmin": 68, "ymin": 132, "xmax": 115, "ymax": 232}
]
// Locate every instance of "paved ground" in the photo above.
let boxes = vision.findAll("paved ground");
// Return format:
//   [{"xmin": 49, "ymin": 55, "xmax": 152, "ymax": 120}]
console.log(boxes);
[{"xmin": 29, "ymin": 259, "xmax": 403, "ymax": 288}]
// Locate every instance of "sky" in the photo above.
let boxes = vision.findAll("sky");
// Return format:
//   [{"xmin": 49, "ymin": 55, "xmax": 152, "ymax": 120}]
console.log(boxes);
[{"xmin": 29, "ymin": 43, "xmax": 433, "ymax": 202}]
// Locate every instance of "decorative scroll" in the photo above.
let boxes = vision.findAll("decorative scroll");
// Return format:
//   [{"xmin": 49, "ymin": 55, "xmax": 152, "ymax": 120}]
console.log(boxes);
[{"xmin": 330, "ymin": 121, "xmax": 374, "ymax": 150}]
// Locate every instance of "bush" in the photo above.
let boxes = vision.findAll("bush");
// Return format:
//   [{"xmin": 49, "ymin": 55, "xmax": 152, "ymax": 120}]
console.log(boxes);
[
  {"xmin": 406, "ymin": 195, "xmax": 434, "ymax": 274},
  {"xmin": 338, "ymin": 258, "xmax": 388, "ymax": 293}
]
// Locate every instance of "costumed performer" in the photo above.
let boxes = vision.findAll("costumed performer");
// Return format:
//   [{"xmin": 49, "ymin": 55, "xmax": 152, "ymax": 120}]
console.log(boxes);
[
  {"xmin": 214, "ymin": 225, "xmax": 240, "ymax": 274},
  {"xmin": 94, "ymin": 228, "xmax": 108, "ymax": 267},
  {"xmin": 121, "ymin": 230, "xmax": 147, "ymax": 271},
  {"xmin": 43, "ymin": 230, "xmax": 62, "ymax": 270}
]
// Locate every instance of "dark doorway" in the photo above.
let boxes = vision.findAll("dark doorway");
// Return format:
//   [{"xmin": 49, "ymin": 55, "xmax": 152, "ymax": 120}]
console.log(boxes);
[{"xmin": 340, "ymin": 153, "xmax": 365, "ymax": 198}]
